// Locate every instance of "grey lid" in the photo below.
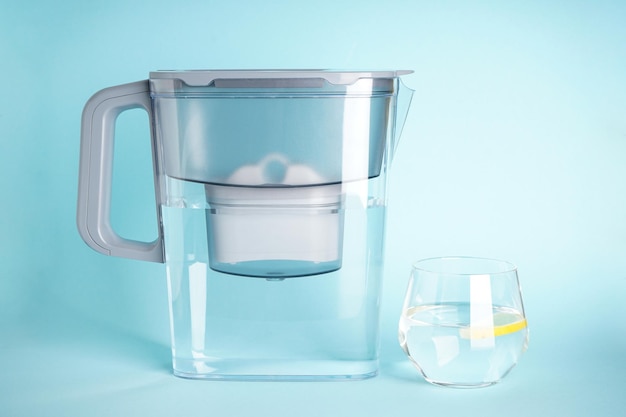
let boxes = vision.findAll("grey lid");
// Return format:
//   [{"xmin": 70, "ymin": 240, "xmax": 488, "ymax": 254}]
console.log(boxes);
[{"xmin": 149, "ymin": 69, "xmax": 413, "ymax": 87}]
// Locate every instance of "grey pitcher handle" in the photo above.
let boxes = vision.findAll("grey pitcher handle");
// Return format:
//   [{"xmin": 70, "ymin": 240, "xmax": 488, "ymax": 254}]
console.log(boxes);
[{"xmin": 77, "ymin": 80, "xmax": 164, "ymax": 263}]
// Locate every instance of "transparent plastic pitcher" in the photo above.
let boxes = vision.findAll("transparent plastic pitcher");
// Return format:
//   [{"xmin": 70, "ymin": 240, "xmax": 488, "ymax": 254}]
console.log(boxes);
[{"xmin": 77, "ymin": 70, "xmax": 413, "ymax": 380}]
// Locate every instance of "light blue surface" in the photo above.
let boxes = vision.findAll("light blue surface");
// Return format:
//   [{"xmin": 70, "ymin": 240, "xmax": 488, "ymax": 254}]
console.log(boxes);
[{"xmin": 1, "ymin": 0, "xmax": 625, "ymax": 415}]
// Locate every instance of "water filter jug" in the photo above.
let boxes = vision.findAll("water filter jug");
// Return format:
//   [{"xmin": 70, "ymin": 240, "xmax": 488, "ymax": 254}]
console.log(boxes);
[{"xmin": 77, "ymin": 70, "xmax": 413, "ymax": 380}]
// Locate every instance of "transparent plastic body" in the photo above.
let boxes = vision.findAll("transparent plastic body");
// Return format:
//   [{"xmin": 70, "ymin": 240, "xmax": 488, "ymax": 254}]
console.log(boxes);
[{"xmin": 150, "ymin": 72, "xmax": 410, "ymax": 379}]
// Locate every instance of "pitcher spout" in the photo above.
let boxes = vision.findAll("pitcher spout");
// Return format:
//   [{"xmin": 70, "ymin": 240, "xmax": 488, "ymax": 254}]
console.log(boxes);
[{"xmin": 390, "ymin": 73, "xmax": 415, "ymax": 163}]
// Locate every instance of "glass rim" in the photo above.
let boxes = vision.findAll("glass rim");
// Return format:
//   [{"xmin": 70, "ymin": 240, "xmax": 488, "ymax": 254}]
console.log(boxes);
[{"xmin": 411, "ymin": 256, "xmax": 517, "ymax": 276}]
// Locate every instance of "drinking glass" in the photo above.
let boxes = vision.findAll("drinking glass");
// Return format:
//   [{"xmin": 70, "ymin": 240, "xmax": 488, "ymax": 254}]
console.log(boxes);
[{"xmin": 398, "ymin": 257, "xmax": 528, "ymax": 388}]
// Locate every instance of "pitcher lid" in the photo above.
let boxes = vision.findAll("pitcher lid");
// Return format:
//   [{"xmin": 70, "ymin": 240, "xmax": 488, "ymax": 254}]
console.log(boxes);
[{"xmin": 149, "ymin": 69, "xmax": 413, "ymax": 87}]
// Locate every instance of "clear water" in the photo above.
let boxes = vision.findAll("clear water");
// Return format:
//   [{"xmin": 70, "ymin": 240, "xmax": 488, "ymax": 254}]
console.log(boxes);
[
  {"xmin": 161, "ymin": 178, "xmax": 386, "ymax": 380},
  {"xmin": 399, "ymin": 303, "xmax": 528, "ymax": 387}
]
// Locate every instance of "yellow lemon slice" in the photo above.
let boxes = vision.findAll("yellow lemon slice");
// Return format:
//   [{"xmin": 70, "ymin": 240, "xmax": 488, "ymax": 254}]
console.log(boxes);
[{"xmin": 459, "ymin": 312, "xmax": 527, "ymax": 339}]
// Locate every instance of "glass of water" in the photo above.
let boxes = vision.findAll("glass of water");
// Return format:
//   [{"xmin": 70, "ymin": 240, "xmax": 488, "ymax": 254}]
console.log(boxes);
[{"xmin": 398, "ymin": 257, "xmax": 528, "ymax": 388}]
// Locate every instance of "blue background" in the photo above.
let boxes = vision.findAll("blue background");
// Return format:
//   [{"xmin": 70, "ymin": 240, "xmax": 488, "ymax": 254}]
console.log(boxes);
[{"xmin": 1, "ymin": 0, "xmax": 625, "ymax": 415}]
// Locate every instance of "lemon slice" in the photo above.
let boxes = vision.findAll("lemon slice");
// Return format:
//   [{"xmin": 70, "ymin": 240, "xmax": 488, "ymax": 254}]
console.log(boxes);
[{"xmin": 459, "ymin": 312, "xmax": 527, "ymax": 339}]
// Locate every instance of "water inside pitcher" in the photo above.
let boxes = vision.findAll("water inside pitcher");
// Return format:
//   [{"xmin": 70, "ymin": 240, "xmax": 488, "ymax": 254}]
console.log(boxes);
[{"xmin": 161, "ymin": 176, "xmax": 386, "ymax": 378}]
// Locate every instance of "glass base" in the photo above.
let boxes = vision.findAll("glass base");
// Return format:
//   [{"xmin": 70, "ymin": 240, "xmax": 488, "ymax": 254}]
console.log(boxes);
[
  {"xmin": 424, "ymin": 378, "xmax": 500, "ymax": 388},
  {"xmin": 171, "ymin": 358, "xmax": 378, "ymax": 381}
]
